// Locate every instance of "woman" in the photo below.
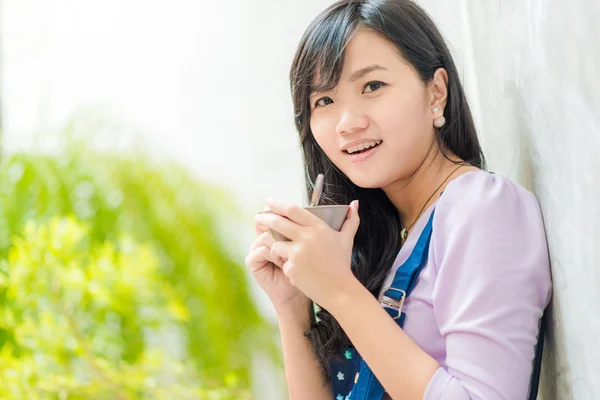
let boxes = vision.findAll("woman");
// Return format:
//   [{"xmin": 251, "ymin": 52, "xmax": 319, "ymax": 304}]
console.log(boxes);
[{"xmin": 246, "ymin": 1, "xmax": 552, "ymax": 399}]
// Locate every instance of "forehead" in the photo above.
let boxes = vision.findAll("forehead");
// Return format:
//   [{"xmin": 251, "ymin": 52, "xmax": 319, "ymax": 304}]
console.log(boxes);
[
  {"xmin": 341, "ymin": 29, "xmax": 401, "ymax": 74},
  {"xmin": 311, "ymin": 28, "xmax": 405, "ymax": 91}
]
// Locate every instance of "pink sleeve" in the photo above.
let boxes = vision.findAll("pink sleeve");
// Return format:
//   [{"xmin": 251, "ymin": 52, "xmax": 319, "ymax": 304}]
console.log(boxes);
[{"xmin": 423, "ymin": 173, "xmax": 552, "ymax": 400}]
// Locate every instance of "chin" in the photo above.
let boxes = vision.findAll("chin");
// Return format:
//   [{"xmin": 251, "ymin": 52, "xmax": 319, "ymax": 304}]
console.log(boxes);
[{"xmin": 345, "ymin": 171, "xmax": 390, "ymax": 190}]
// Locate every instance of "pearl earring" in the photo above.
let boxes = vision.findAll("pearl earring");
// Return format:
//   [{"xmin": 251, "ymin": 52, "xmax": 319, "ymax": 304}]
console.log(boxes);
[
  {"xmin": 433, "ymin": 107, "xmax": 445, "ymax": 128},
  {"xmin": 434, "ymin": 116, "xmax": 446, "ymax": 128}
]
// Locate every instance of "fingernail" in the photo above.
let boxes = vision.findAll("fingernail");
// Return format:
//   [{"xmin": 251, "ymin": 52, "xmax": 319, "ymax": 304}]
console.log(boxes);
[{"xmin": 354, "ymin": 200, "xmax": 359, "ymax": 210}]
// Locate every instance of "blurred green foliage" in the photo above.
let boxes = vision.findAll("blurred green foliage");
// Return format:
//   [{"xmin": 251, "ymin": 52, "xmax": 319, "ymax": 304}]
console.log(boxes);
[{"xmin": 0, "ymin": 144, "xmax": 279, "ymax": 399}]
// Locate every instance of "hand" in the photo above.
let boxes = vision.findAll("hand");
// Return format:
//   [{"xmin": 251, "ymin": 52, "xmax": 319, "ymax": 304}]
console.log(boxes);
[
  {"xmin": 253, "ymin": 198, "xmax": 361, "ymax": 311},
  {"xmin": 245, "ymin": 207, "xmax": 309, "ymax": 314}
]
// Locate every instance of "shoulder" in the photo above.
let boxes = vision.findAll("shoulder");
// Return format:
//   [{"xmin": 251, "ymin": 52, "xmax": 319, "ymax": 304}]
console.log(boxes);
[
  {"xmin": 431, "ymin": 170, "xmax": 550, "ymax": 278},
  {"xmin": 434, "ymin": 170, "xmax": 544, "ymax": 233}
]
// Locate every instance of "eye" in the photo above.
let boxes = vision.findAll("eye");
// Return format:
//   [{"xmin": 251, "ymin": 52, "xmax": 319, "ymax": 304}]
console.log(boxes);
[
  {"xmin": 363, "ymin": 81, "xmax": 387, "ymax": 93},
  {"xmin": 314, "ymin": 97, "xmax": 334, "ymax": 108}
]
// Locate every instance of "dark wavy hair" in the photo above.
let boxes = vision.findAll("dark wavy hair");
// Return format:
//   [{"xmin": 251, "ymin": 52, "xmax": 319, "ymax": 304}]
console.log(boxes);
[{"xmin": 289, "ymin": 0, "xmax": 486, "ymax": 376}]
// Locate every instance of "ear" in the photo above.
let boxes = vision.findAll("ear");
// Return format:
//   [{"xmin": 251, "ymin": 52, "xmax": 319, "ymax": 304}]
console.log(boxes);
[{"xmin": 429, "ymin": 68, "xmax": 449, "ymax": 116}]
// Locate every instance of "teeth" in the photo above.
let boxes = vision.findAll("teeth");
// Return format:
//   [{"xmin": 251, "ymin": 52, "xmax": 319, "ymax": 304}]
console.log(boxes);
[{"xmin": 346, "ymin": 140, "xmax": 381, "ymax": 154}]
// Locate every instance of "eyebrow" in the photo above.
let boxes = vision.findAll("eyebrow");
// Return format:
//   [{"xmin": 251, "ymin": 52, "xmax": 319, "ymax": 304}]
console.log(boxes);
[
  {"xmin": 349, "ymin": 64, "xmax": 387, "ymax": 82},
  {"xmin": 309, "ymin": 64, "xmax": 388, "ymax": 98}
]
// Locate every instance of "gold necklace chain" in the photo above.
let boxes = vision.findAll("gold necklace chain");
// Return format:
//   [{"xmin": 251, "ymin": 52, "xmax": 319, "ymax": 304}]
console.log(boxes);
[{"xmin": 400, "ymin": 164, "xmax": 466, "ymax": 240}]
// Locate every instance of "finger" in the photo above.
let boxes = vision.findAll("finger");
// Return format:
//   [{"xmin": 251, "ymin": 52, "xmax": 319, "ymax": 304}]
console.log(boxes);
[
  {"xmin": 246, "ymin": 245, "xmax": 283, "ymax": 272},
  {"xmin": 340, "ymin": 200, "xmax": 360, "ymax": 239},
  {"xmin": 250, "ymin": 231, "xmax": 274, "ymax": 251},
  {"xmin": 254, "ymin": 212, "xmax": 304, "ymax": 242},
  {"xmin": 245, "ymin": 246, "xmax": 269, "ymax": 272},
  {"xmin": 270, "ymin": 240, "xmax": 295, "ymax": 261},
  {"xmin": 260, "ymin": 245, "xmax": 285, "ymax": 269},
  {"xmin": 264, "ymin": 198, "xmax": 320, "ymax": 227},
  {"xmin": 255, "ymin": 223, "xmax": 266, "ymax": 236},
  {"xmin": 255, "ymin": 205, "xmax": 273, "ymax": 236}
]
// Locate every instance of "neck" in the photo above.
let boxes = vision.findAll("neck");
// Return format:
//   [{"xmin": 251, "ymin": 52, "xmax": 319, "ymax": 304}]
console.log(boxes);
[{"xmin": 382, "ymin": 145, "xmax": 463, "ymax": 230}]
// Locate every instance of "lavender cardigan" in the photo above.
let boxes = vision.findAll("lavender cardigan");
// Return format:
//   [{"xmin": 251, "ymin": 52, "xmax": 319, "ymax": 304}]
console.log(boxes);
[{"xmin": 377, "ymin": 171, "xmax": 552, "ymax": 399}]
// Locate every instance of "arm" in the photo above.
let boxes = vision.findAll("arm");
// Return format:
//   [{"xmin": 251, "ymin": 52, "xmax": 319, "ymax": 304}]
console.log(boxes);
[
  {"xmin": 328, "ymin": 278, "xmax": 440, "ymax": 400},
  {"xmin": 328, "ymin": 174, "xmax": 551, "ymax": 400},
  {"xmin": 424, "ymin": 177, "xmax": 552, "ymax": 399},
  {"xmin": 277, "ymin": 299, "xmax": 333, "ymax": 400}
]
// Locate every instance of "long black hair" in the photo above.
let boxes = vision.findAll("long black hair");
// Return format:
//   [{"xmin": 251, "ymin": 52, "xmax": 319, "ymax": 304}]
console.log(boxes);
[{"xmin": 289, "ymin": 0, "xmax": 486, "ymax": 376}]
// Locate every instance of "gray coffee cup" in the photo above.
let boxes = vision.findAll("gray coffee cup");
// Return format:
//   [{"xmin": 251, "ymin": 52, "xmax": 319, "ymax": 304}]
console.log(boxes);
[{"xmin": 258, "ymin": 204, "xmax": 349, "ymax": 241}]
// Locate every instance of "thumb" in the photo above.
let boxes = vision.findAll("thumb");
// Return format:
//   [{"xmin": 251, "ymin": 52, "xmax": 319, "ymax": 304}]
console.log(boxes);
[{"xmin": 340, "ymin": 200, "xmax": 360, "ymax": 238}]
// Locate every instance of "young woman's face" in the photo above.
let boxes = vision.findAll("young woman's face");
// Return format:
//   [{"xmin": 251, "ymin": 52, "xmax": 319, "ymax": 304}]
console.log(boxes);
[{"xmin": 309, "ymin": 28, "xmax": 438, "ymax": 189}]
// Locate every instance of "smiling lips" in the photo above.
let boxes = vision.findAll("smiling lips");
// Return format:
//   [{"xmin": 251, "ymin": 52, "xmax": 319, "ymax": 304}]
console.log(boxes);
[
  {"xmin": 343, "ymin": 140, "xmax": 383, "ymax": 163},
  {"xmin": 343, "ymin": 139, "xmax": 382, "ymax": 154}
]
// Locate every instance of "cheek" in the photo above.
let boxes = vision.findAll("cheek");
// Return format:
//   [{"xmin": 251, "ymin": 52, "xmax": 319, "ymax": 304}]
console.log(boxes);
[
  {"xmin": 374, "ymin": 93, "xmax": 429, "ymax": 150},
  {"xmin": 310, "ymin": 114, "xmax": 338, "ymax": 154}
]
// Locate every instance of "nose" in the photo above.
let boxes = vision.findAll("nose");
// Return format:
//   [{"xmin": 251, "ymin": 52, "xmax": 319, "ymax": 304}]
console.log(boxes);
[{"xmin": 335, "ymin": 107, "xmax": 369, "ymax": 136}]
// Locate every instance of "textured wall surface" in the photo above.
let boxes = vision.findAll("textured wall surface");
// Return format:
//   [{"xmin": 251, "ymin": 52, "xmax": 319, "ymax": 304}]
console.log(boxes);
[{"xmin": 417, "ymin": 1, "xmax": 600, "ymax": 398}]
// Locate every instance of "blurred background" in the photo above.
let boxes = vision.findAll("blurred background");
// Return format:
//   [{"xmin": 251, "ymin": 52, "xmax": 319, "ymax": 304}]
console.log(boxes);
[{"xmin": 0, "ymin": 0, "xmax": 598, "ymax": 399}]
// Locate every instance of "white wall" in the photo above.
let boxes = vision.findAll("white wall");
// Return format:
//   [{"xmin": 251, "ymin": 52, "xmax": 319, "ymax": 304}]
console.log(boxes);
[
  {"xmin": 417, "ymin": 1, "xmax": 600, "ymax": 398},
  {"xmin": 3, "ymin": 0, "xmax": 598, "ymax": 398}
]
